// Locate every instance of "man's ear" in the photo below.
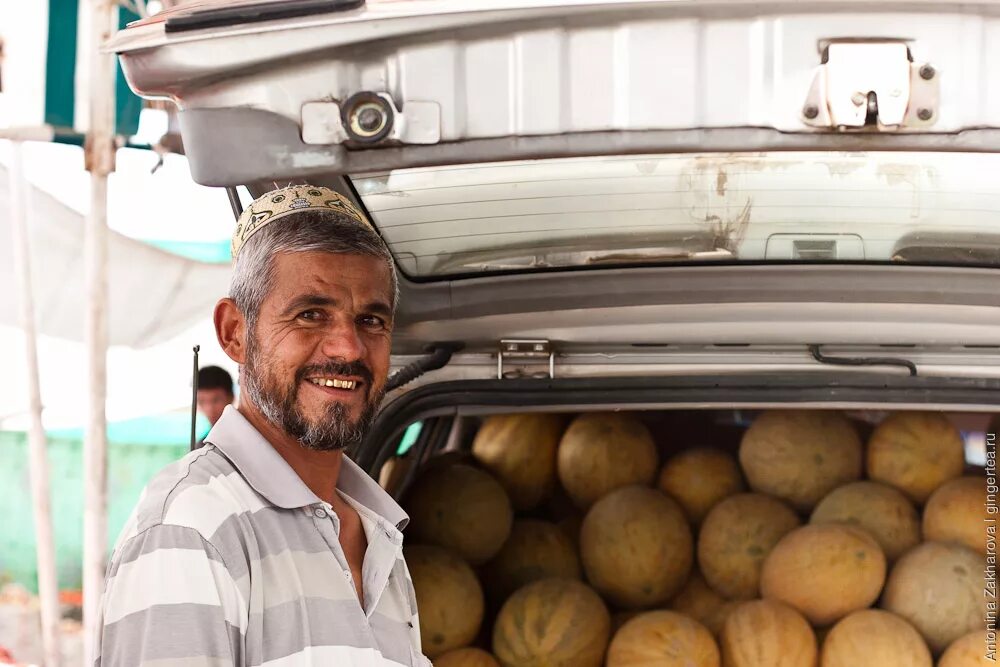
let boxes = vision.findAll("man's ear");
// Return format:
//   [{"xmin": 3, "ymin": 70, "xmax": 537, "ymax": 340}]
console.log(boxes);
[{"xmin": 215, "ymin": 298, "xmax": 247, "ymax": 364}]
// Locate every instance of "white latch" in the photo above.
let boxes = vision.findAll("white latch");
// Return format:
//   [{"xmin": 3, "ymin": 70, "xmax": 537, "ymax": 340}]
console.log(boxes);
[
  {"xmin": 498, "ymin": 339, "xmax": 555, "ymax": 379},
  {"xmin": 302, "ymin": 93, "xmax": 441, "ymax": 145},
  {"xmin": 802, "ymin": 41, "xmax": 939, "ymax": 130}
]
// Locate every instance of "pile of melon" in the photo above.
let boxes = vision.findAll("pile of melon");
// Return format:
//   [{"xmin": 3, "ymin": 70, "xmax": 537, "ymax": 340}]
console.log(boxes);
[{"xmin": 389, "ymin": 409, "xmax": 991, "ymax": 666}]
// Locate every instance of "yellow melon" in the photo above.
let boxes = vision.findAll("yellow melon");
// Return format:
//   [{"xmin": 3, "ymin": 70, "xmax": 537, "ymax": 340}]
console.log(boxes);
[
  {"xmin": 406, "ymin": 545, "xmax": 484, "ymax": 658},
  {"xmin": 720, "ymin": 599, "xmax": 817, "ymax": 667},
  {"xmin": 606, "ymin": 611, "xmax": 720, "ymax": 667},
  {"xmin": 867, "ymin": 412, "xmax": 965, "ymax": 504},
  {"xmin": 580, "ymin": 486, "xmax": 693, "ymax": 608},
  {"xmin": 697, "ymin": 493, "xmax": 801, "ymax": 600},
  {"xmin": 810, "ymin": 481, "xmax": 920, "ymax": 562},
  {"xmin": 670, "ymin": 571, "xmax": 740, "ymax": 637},
  {"xmin": 923, "ymin": 476, "xmax": 989, "ymax": 555},
  {"xmin": 557, "ymin": 413, "xmax": 659, "ymax": 509},
  {"xmin": 482, "ymin": 519, "xmax": 581, "ymax": 604},
  {"xmin": 939, "ymin": 631, "xmax": 996, "ymax": 667},
  {"xmin": 658, "ymin": 448, "xmax": 746, "ymax": 525},
  {"xmin": 760, "ymin": 524, "xmax": 886, "ymax": 627},
  {"xmin": 378, "ymin": 455, "xmax": 413, "ymax": 495},
  {"xmin": 419, "ymin": 450, "xmax": 478, "ymax": 474},
  {"xmin": 739, "ymin": 410, "xmax": 863, "ymax": 511},
  {"xmin": 472, "ymin": 413, "xmax": 566, "ymax": 511},
  {"xmin": 406, "ymin": 464, "xmax": 513, "ymax": 565},
  {"xmin": 820, "ymin": 609, "xmax": 931, "ymax": 667},
  {"xmin": 881, "ymin": 541, "xmax": 987, "ymax": 654},
  {"xmin": 492, "ymin": 578, "xmax": 610, "ymax": 667},
  {"xmin": 433, "ymin": 648, "xmax": 501, "ymax": 667}
]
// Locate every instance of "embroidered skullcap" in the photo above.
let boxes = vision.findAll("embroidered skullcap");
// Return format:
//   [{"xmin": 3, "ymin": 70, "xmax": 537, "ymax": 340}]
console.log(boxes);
[{"xmin": 232, "ymin": 185, "xmax": 374, "ymax": 259}]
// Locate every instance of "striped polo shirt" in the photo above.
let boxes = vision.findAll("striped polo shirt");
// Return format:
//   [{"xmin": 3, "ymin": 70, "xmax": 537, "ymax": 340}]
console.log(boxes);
[{"xmin": 94, "ymin": 406, "xmax": 430, "ymax": 667}]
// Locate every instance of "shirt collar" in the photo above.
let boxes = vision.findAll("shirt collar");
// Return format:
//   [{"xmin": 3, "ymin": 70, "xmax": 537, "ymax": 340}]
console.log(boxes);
[{"xmin": 205, "ymin": 406, "xmax": 409, "ymax": 530}]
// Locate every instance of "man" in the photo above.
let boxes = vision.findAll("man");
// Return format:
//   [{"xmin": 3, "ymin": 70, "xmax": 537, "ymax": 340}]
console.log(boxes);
[
  {"xmin": 196, "ymin": 365, "xmax": 235, "ymax": 427},
  {"xmin": 94, "ymin": 186, "xmax": 429, "ymax": 666}
]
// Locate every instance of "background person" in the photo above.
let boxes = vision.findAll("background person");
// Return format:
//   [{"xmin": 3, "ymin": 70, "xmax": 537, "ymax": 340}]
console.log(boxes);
[{"xmin": 196, "ymin": 365, "xmax": 235, "ymax": 427}]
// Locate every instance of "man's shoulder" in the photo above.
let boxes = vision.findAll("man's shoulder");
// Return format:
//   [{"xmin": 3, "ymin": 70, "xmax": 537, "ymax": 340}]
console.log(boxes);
[{"xmin": 119, "ymin": 444, "xmax": 269, "ymax": 548}]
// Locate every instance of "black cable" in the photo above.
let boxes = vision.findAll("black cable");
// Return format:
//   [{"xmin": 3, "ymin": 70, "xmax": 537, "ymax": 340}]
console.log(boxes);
[
  {"xmin": 386, "ymin": 343, "xmax": 463, "ymax": 392},
  {"xmin": 809, "ymin": 344, "xmax": 917, "ymax": 377}
]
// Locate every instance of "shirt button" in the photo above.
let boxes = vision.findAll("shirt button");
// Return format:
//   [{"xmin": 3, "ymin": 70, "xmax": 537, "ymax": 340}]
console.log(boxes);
[
  {"xmin": 314, "ymin": 508, "xmax": 328, "ymax": 519},
  {"xmin": 344, "ymin": 570, "xmax": 352, "ymax": 581}
]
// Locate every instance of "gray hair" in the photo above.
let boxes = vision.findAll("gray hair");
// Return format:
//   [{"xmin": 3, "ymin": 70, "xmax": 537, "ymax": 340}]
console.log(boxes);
[{"xmin": 230, "ymin": 209, "xmax": 399, "ymax": 330}]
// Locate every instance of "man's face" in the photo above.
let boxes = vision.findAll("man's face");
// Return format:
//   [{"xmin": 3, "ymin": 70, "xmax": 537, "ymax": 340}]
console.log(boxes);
[
  {"xmin": 196, "ymin": 388, "xmax": 232, "ymax": 426},
  {"xmin": 240, "ymin": 251, "xmax": 394, "ymax": 451}
]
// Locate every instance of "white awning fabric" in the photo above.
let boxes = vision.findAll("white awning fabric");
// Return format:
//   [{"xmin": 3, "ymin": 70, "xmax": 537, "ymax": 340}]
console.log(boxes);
[{"xmin": 0, "ymin": 163, "xmax": 231, "ymax": 347}]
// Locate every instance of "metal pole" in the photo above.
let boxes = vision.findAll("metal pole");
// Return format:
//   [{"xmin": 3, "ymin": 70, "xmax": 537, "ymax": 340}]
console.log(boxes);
[
  {"xmin": 190, "ymin": 345, "xmax": 200, "ymax": 450},
  {"xmin": 82, "ymin": 0, "xmax": 117, "ymax": 662},
  {"xmin": 9, "ymin": 142, "xmax": 61, "ymax": 667},
  {"xmin": 225, "ymin": 186, "xmax": 244, "ymax": 218}
]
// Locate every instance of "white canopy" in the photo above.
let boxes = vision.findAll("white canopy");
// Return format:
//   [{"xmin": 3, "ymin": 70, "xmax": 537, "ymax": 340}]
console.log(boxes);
[{"xmin": 0, "ymin": 162, "xmax": 231, "ymax": 347}]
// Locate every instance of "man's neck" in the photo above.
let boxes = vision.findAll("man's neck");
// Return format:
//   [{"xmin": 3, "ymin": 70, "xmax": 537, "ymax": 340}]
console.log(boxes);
[{"xmin": 237, "ymin": 402, "xmax": 343, "ymax": 506}]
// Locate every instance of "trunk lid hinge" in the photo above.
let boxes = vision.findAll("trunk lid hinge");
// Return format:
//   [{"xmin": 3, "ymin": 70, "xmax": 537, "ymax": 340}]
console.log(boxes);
[{"xmin": 498, "ymin": 339, "xmax": 555, "ymax": 379}]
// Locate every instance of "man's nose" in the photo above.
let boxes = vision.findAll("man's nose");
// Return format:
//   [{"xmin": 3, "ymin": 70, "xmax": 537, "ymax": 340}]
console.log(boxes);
[{"xmin": 319, "ymin": 319, "xmax": 366, "ymax": 361}]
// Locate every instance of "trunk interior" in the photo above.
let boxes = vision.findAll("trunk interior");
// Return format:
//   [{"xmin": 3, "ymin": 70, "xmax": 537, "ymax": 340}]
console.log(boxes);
[{"xmin": 362, "ymin": 376, "xmax": 998, "ymax": 661}]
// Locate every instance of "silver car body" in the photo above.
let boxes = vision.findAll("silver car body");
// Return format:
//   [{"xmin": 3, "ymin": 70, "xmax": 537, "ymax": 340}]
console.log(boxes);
[{"xmin": 112, "ymin": 0, "xmax": 1000, "ymax": 424}]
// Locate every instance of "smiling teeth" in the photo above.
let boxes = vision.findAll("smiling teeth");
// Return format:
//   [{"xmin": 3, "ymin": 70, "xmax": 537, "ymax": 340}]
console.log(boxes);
[{"xmin": 310, "ymin": 378, "xmax": 356, "ymax": 389}]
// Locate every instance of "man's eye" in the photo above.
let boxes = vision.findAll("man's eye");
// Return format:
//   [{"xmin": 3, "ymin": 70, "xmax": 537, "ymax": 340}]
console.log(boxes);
[
  {"xmin": 298, "ymin": 310, "xmax": 323, "ymax": 321},
  {"xmin": 359, "ymin": 315, "xmax": 387, "ymax": 330}
]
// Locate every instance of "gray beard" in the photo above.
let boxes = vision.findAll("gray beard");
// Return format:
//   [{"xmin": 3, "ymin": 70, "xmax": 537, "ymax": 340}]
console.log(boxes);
[{"xmin": 241, "ymin": 339, "xmax": 382, "ymax": 452}]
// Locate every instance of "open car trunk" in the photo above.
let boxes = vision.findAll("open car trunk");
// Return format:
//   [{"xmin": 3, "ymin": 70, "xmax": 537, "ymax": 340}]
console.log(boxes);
[
  {"xmin": 360, "ymin": 400, "xmax": 997, "ymax": 660},
  {"xmin": 113, "ymin": 0, "xmax": 1000, "ymax": 661}
]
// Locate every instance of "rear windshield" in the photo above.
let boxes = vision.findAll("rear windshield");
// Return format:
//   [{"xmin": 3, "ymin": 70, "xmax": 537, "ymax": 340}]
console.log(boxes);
[{"xmin": 351, "ymin": 152, "xmax": 1000, "ymax": 278}]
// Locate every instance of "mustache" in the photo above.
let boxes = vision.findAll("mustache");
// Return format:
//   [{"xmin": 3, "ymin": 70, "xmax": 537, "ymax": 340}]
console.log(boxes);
[{"xmin": 296, "ymin": 361, "xmax": 374, "ymax": 388}]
